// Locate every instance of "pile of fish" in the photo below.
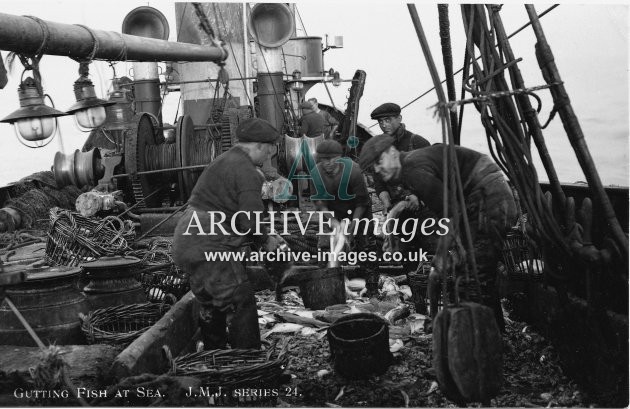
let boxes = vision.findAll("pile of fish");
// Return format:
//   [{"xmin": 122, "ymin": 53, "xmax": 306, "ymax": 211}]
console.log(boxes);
[{"xmin": 255, "ymin": 273, "xmax": 428, "ymax": 354}]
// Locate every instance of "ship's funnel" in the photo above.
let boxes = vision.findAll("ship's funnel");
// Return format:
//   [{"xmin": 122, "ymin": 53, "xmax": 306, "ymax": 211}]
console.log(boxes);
[
  {"xmin": 122, "ymin": 6, "xmax": 170, "ymax": 40},
  {"xmin": 248, "ymin": 4, "xmax": 295, "ymax": 48},
  {"xmin": 53, "ymin": 148, "xmax": 104, "ymax": 188}
]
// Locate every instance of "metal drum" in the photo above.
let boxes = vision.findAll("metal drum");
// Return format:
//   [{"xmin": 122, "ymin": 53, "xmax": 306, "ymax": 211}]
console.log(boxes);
[
  {"xmin": 282, "ymin": 37, "xmax": 323, "ymax": 77},
  {"xmin": 0, "ymin": 265, "xmax": 89, "ymax": 346},
  {"xmin": 81, "ymin": 256, "xmax": 147, "ymax": 310}
]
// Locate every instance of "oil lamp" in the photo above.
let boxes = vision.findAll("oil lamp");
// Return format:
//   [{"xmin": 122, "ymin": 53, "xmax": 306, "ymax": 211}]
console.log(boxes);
[
  {"xmin": 66, "ymin": 63, "xmax": 115, "ymax": 129},
  {"xmin": 290, "ymin": 70, "xmax": 304, "ymax": 91},
  {"xmin": 0, "ymin": 76, "xmax": 67, "ymax": 147}
]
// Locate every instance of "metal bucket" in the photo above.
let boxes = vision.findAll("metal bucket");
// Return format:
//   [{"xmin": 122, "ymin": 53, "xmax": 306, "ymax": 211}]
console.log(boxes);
[
  {"xmin": 0, "ymin": 265, "xmax": 89, "ymax": 346},
  {"xmin": 327, "ymin": 313, "xmax": 392, "ymax": 379},
  {"xmin": 281, "ymin": 37, "xmax": 323, "ymax": 77}
]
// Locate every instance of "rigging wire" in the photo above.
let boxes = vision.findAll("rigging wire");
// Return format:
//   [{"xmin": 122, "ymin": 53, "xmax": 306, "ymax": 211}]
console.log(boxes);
[
  {"xmin": 295, "ymin": 6, "xmax": 308, "ymax": 36},
  {"xmin": 368, "ymin": 4, "xmax": 559, "ymax": 129},
  {"xmin": 213, "ymin": 3, "xmax": 255, "ymax": 108}
]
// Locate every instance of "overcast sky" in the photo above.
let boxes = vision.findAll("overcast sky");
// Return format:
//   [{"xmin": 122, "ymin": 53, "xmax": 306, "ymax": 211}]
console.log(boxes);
[{"xmin": 0, "ymin": 1, "xmax": 627, "ymax": 186}]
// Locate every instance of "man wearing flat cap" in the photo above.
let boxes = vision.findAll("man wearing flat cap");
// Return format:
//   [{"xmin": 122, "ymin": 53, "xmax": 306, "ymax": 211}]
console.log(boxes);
[
  {"xmin": 298, "ymin": 100, "xmax": 325, "ymax": 138},
  {"xmin": 310, "ymin": 140, "xmax": 373, "ymax": 259},
  {"xmin": 173, "ymin": 118, "xmax": 287, "ymax": 350},
  {"xmin": 359, "ymin": 136, "xmax": 517, "ymax": 331},
  {"xmin": 370, "ymin": 102, "xmax": 431, "ymax": 210},
  {"xmin": 311, "ymin": 140, "xmax": 370, "ymax": 223}
]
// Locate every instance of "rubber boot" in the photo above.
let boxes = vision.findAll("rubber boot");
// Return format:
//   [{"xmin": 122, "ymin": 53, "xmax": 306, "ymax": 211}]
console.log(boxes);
[
  {"xmin": 226, "ymin": 282, "xmax": 261, "ymax": 349},
  {"xmin": 198, "ymin": 304, "xmax": 228, "ymax": 350}
]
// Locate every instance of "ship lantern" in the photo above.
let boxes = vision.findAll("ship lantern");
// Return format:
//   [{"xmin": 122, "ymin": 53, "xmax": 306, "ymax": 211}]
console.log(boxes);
[
  {"xmin": 66, "ymin": 63, "xmax": 115, "ymax": 129},
  {"xmin": 289, "ymin": 70, "xmax": 304, "ymax": 91},
  {"xmin": 0, "ymin": 77, "xmax": 67, "ymax": 147}
]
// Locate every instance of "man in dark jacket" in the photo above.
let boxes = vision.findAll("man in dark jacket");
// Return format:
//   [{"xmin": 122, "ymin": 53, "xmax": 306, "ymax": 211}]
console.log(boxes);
[
  {"xmin": 298, "ymin": 101, "xmax": 325, "ymax": 138},
  {"xmin": 370, "ymin": 102, "xmax": 431, "ymax": 210},
  {"xmin": 310, "ymin": 140, "xmax": 374, "ymax": 260},
  {"xmin": 308, "ymin": 98, "xmax": 339, "ymax": 140},
  {"xmin": 369, "ymin": 103, "xmax": 436, "ymax": 274},
  {"xmin": 172, "ymin": 118, "xmax": 285, "ymax": 350},
  {"xmin": 359, "ymin": 136, "xmax": 517, "ymax": 331}
]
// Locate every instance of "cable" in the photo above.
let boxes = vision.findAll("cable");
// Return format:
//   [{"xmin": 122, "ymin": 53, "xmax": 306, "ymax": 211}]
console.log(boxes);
[
  {"xmin": 295, "ymin": 6, "xmax": 308, "ymax": 36},
  {"xmin": 368, "ymin": 4, "xmax": 560, "ymax": 129},
  {"xmin": 213, "ymin": 4, "xmax": 255, "ymax": 108}
]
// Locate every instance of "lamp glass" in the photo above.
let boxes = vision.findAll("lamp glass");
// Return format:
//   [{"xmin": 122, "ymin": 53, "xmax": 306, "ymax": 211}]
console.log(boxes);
[
  {"xmin": 75, "ymin": 106, "xmax": 107, "ymax": 128},
  {"xmin": 332, "ymin": 73, "xmax": 341, "ymax": 87},
  {"xmin": 291, "ymin": 81, "xmax": 304, "ymax": 91},
  {"xmin": 15, "ymin": 116, "xmax": 56, "ymax": 141}
]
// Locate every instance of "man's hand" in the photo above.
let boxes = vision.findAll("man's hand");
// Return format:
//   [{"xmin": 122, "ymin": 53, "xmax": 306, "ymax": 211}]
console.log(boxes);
[
  {"xmin": 406, "ymin": 194, "xmax": 420, "ymax": 211},
  {"xmin": 378, "ymin": 191, "xmax": 392, "ymax": 211},
  {"xmin": 265, "ymin": 234, "xmax": 288, "ymax": 253}
]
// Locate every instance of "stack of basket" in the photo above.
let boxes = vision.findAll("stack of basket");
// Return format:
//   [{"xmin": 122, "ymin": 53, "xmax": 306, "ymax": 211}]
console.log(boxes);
[{"xmin": 45, "ymin": 207, "xmax": 135, "ymax": 267}]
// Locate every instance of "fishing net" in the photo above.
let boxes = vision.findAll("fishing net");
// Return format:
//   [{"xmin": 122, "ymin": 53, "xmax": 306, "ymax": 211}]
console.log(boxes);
[{"xmin": 3, "ymin": 171, "xmax": 83, "ymax": 231}]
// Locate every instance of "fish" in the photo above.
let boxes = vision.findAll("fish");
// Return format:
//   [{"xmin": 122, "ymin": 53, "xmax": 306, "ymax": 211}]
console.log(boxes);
[
  {"xmin": 261, "ymin": 322, "xmax": 304, "ymax": 339},
  {"xmin": 389, "ymin": 338, "xmax": 404, "ymax": 353}
]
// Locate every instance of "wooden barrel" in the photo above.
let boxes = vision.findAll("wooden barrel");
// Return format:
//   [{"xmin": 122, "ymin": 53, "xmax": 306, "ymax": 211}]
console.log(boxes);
[
  {"xmin": 0, "ymin": 265, "xmax": 89, "ymax": 346},
  {"xmin": 81, "ymin": 256, "xmax": 147, "ymax": 310}
]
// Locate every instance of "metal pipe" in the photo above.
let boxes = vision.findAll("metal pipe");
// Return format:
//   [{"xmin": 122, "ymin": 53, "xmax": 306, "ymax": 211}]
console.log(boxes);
[{"xmin": 0, "ymin": 12, "xmax": 228, "ymax": 62}]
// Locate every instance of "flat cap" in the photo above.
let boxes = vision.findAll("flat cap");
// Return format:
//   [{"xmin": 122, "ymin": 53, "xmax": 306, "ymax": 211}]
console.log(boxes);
[
  {"xmin": 359, "ymin": 135, "xmax": 395, "ymax": 170},
  {"xmin": 236, "ymin": 118, "xmax": 280, "ymax": 143},
  {"xmin": 300, "ymin": 101, "xmax": 313, "ymax": 109},
  {"xmin": 316, "ymin": 140, "xmax": 343, "ymax": 160},
  {"xmin": 370, "ymin": 102, "xmax": 401, "ymax": 120}
]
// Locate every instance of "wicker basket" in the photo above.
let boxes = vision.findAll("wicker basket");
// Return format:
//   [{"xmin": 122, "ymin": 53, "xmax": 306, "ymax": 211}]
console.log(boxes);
[
  {"xmin": 45, "ymin": 207, "xmax": 135, "ymax": 267},
  {"xmin": 165, "ymin": 341, "xmax": 289, "ymax": 404},
  {"xmin": 501, "ymin": 230, "xmax": 544, "ymax": 280},
  {"xmin": 80, "ymin": 302, "xmax": 169, "ymax": 345}
]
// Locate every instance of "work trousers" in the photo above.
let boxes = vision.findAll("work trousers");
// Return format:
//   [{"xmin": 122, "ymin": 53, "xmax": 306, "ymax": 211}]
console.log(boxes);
[{"xmin": 198, "ymin": 281, "xmax": 261, "ymax": 350}]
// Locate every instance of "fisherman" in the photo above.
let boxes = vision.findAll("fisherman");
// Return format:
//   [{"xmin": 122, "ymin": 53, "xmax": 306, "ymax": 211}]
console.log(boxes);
[
  {"xmin": 172, "ymin": 118, "xmax": 286, "ymax": 350},
  {"xmin": 370, "ymin": 103, "xmax": 436, "ymax": 274},
  {"xmin": 359, "ymin": 136, "xmax": 517, "ymax": 331},
  {"xmin": 310, "ymin": 140, "xmax": 376, "ymax": 267},
  {"xmin": 298, "ymin": 100, "xmax": 325, "ymax": 138},
  {"xmin": 369, "ymin": 102, "xmax": 431, "ymax": 210},
  {"xmin": 308, "ymin": 97, "xmax": 339, "ymax": 140},
  {"xmin": 311, "ymin": 140, "xmax": 370, "ymax": 223}
]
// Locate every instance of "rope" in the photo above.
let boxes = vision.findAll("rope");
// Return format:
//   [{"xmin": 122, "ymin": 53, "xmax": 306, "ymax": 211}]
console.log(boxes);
[
  {"xmin": 368, "ymin": 4, "xmax": 560, "ymax": 130},
  {"xmin": 458, "ymin": 4, "xmax": 576, "ymax": 281},
  {"xmin": 431, "ymin": 82, "xmax": 562, "ymax": 113},
  {"xmin": 74, "ymin": 24, "xmax": 100, "ymax": 62},
  {"xmin": 438, "ymin": 5, "xmax": 459, "ymax": 141},
  {"xmin": 23, "ymin": 16, "xmax": 50, "ymax": 58},
  {"xmin": 113, "ymin": 32, "xmax": 128, "ymax": 62},
  {"xmin": 213, "ymin": 3, "xmax": 255, "ymax": 108}
]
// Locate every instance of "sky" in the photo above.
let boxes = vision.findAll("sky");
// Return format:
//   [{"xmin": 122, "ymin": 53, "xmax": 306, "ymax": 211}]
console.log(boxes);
[{"xmin": 0, "ymin": 1, "xmax": 627, "ymax": 187}]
